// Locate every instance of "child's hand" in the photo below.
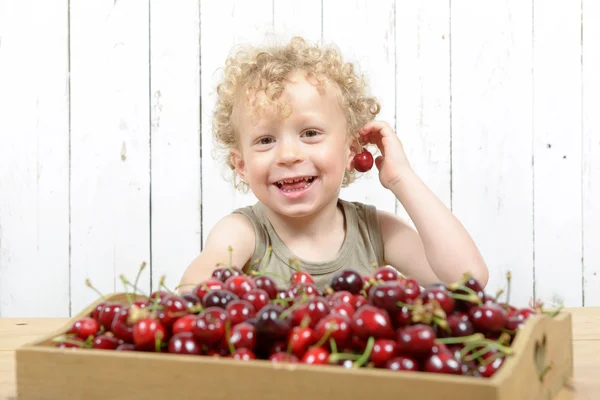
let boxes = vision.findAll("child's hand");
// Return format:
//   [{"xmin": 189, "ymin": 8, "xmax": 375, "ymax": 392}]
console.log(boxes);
[{"xmin": 358, "ymin": 121, "xmax": 412, "ymax": 190}]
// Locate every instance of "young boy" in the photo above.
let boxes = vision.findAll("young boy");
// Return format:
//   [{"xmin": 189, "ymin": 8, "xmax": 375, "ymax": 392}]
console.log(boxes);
[{"xmin": 179, "ymin": 37, "xmax": 488, "ymax": 293}]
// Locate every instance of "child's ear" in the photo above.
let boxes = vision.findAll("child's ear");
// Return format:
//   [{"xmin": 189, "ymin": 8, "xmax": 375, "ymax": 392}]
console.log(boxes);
[{"xmin": 230, "ymin": 148, "xmax": 247, "ymax": 181}]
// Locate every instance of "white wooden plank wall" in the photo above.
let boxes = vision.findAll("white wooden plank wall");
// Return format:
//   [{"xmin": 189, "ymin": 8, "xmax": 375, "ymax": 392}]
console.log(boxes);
[{"xmin": 0, "ymin": 0, "xmax": 598, "ymax": 317}]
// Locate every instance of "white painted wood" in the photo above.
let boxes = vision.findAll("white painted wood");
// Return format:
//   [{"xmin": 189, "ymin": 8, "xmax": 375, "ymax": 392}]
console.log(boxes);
[
  {"xmin": 450, "ymin": 0, "xmax": 535, "ymax": 307},
  {"xmin": 395, "ymin": 2, "xmax": 451, "ymax": 226},
  {"xmin": 2, "ymin": 2, "xmax": 600, "ymax": 316},
  {"xmin": 149, "ymin": 0, "xmax": 202, "ymax": 294},
  {"xmin": 323, "ymin": 0, "xmax": 397, "ymax": 214},
  {"xmin": 0, "ymin": 0, "xmax": 70, "ymax": 317},
  {"xmin": 273, "ymin": 0, "xmax": 322, "ymax": 43},
  {"xmin": 200, "ymin": 0, "xmax": 272, "ymax": 244},
  {"xmin": 533, "ymin": 0, "xmax": 582, "ymax": 307},
  {"xmin": 69, "ymin": 0, "xmax": 151, "ymax": 314},
  {"xmin": 583, "ymin": 0, "xmax": 600, "ymax": 306}
]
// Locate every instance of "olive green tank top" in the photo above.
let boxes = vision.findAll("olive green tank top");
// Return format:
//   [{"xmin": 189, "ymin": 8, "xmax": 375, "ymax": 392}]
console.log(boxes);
[{"xmin": 232, "ymin": 199, "xmax": 385, "ymax": 293}]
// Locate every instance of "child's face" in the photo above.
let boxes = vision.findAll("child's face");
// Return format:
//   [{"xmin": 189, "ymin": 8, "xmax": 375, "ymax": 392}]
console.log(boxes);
[{"xmin": 230, "ymin": 69, "xmax": 355, "ymax": 218}]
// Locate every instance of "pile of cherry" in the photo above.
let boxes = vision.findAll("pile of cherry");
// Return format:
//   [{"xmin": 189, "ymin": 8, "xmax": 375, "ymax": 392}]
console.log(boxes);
[{"xmin": 54, "ymin": 262, "xmax": 557, "ymax": 378}]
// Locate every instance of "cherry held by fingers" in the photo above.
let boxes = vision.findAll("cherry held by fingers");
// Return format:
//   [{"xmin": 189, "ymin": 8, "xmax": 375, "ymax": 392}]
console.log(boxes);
[{"xmin": 353, "ymin": 149, "xmax": 374, "ymax": 172}]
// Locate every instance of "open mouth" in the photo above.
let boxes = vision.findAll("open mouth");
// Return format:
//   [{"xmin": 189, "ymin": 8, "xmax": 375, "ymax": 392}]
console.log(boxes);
[{"xmin": 274, "ymin": 176, "xmax": 316, "ymax": 193}]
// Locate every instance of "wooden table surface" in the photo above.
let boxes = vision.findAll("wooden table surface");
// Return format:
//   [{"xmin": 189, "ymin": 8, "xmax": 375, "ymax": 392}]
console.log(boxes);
[{"xmin": 1, "ymin": 307, "xmax": 599, "ymax": 399}]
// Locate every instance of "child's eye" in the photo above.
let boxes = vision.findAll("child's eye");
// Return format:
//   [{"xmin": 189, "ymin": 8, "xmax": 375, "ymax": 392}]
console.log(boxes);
[
  {"xmin": 302, "ymin": 129, "xmax": 320, "ymax": 138},
  {"xmin": 257, "ymin": 137, "xmax": 274, "ymax": 145}
]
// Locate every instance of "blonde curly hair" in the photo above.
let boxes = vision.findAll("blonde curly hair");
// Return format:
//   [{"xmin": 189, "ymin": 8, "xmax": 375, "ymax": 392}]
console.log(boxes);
[{"xmin": 212, "ymin": 36, "xmax": 381, "ymax": 192}]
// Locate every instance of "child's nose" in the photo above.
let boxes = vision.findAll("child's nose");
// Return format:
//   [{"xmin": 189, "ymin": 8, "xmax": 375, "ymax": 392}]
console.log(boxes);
[{"xmin": 276, "ymin": 138, "xmax": 304, "ymax": 165}]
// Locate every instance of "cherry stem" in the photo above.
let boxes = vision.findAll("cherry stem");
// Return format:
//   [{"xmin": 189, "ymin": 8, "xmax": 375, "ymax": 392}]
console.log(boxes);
[
  {"xmin": 505, "ymin": 271, "xmax": 512, "ymax": 305},
  {"xmin": 253, "ymin": 270, "xmax": 287, "ymax": 282},
  {"xmin": 495, "ymin": 289, "xmax": 505, "ymax": 303},
  {"xmin": 279, "ymin": 293, "xmax": 308, "ymax": 319},
  {"xmin": 224, "ymin": 320, "xmax": 235, "ymax": 356},
  {"xmin": 396, "ymin": 301, "xmax": 415, "ymax": 310},
  {"xmin": 446, "ymin": 272, "xmax": 474, "ymax": 291},
  {"xmin": 133, "ymin": 261, "xmax": 146, "ymax": 299},
  {"xmin": 542, "ymin": 303, "xmax": 564, "ymax": 318},
  {"xmin": 119, "ymin": 275, "xmax": 133, "ymax": 305},
  {"xmin": 312, "ymin": 324, "xmax": 337, "ymax": 349},
  {"xmin": 329, "ymin": 338, "xmax": 338, "ymax": 355},
  {"xmin": 353, "ymin": 336, "xmax": 375, "ymax": 368},
  {"xmin": 155, "ymin": 331, "xmax": 164, "ymax": 353},
  {"xmin": 478, "ymin": 351, "xmax": 505, "ymax": 367},
  {"xmin": 450, "ymin": 285, "xmax": 479, "ymax": 298},
  {"xmin": 159, "ymin": 276, "xmax": 174, "ymax": 295},
  {"xmin": 433, "ymin": 316, "xmax": 451, "ymax": 333},
  {"xmin": 85, "ymin": 279, "xmax": 107, "ymax": 301},
  {"xmin": 257, "ymin": 247, "xmax": 273, "ymax": 274},
  {"xmin": 450, "ymin": 293, "xmax": 482, "ymax": 305},
  {"xmin": 243, "ymin": 258, "xmax": 262, "ymax": 274},
  {"xmin": 52, "ymin": 336, "xmax": 88, "ymax": 348},
  {"xmin": 270, "ymin": 297, "xmax": 294, "ymax": 307},
  {"xmin": 435, "ymin": 332, "xmax": 485, "ymax": 345},
  {"xmin": 288, "ymin": 258, "xmax": 302, "ymax": 272}
]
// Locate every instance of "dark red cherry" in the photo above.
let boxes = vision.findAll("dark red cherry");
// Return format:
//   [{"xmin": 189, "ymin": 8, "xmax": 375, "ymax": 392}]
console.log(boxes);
[
  {"xmin": 224, "ymin": 275, "xmax": 256, "ymax": 298},
  {"xmin": 225, "ymin": 299, "xmax": 256, "ymax": 326},
  {"xmin": 368, "ymin": 281, "xmax": 407, "ymax": 314},
  {"xmin": 255, "ymin": 304, "xmax": 292, "ymax": 340},
  {"xmin": 353, "ymin": 149, "xmax": 374, "ymax": 172},
  {"xmin": 168, "ymin": 332, "xmax": 202, "ymax": 355},
  {"xmin": 373, "ymin": 266, "xmax": 400, "ymax": 282},
  {"xmin": 301, "ymin": 347, "xmax": 330, "ymax": 365},
  {"xmin": 211, "ymin": 266, "xmax": 244, "ymax": 283},
  {"xmin": 469, "ymin": 303, "xmax": 507, "ymax": 333},
  {"xmin": 253, "ymin": 275, "xmax": 279, "ymax": 299},
  {"xmin": 370, "ymin": 339, "xmax": 397, "ymax": 366},
  {"xmin": 242, "ymin": 289, "xmax": 270, "ymax": 312},
  {"xmin": 92, "ymin": 334, "xmax": 120, "ymax": 350},
  {"xmin": 193, "ymin": 279, "xmax": 224, "ymax": 301},
  {"xmin": 424, "ymin": 352, "xmax": 463, "ymax": 375},
  {"xmin": 386, "ymin": 356, "xmax": 420, "ymax": 371},
  {"xmin": 202, "ymin": 289, "xmax": 239, "ymax": 309},
  {"xmin": 419, "ymin": 287, "xmax": 455, "ymax": 314},
  {"xmin": 330, "ymin": 270, "xmax": 364, "ymax": 294}
]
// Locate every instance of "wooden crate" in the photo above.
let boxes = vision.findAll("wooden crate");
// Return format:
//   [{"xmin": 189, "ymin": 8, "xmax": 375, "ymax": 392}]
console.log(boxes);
[{"xmin": 15, "ymin": 293, "xmax": 573, "ymax": 400}]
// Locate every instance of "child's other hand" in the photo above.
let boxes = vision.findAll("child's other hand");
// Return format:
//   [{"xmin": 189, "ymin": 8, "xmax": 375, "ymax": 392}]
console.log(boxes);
[{"xmin": 358, "ymin": 121, "xmax": 412, "ymax": 190}]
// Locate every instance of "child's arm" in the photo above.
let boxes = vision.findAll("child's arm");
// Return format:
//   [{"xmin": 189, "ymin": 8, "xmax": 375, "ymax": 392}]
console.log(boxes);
[
  {"xmin": 358, "ymin": 121, "xmax": 489, "ymax": 288},
  {"xmin": 177, "ymin": 213, "xmax": 256, "ymax": 294}
]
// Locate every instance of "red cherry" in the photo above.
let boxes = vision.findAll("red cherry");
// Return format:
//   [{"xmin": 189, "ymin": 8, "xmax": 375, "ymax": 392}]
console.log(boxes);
[
  {"xmin": 437, "ymin": 314, "xmax": 474, "ymax": 338},
  {"xmin": 353, "ymin": 294, "xmax": 368, "ymax": 309},
  {"xmin": 211, "ymin": 266, "xmax": 244, "ymax": 283},
  {"xmin": 399, "ymin": 278, "xmax": 421, "ymax": 300},
  {"xmin": 67, "ymin": 317, "xmax": 99, "ymax": 340},
  {"xmin": 116, "ymin": 343, "xmax": 136, "ymax": 351},
  {"xmin": 224, "ymin": 275, "xmax": 256, "ymax": 298},
  {"xmin": 419, "ymin": 286, "xmax": 455, "ymax": 314},
  {"xmin": 91, "ymin": 302, "xmax": 105, "ymax": 321},
  {"xmin": 158, "ymin": 295, "xmax": 189, "ymax": 328},
  {"xmin": 92, "ymin": 334, "xmax": 120, "ymax": 350},
  {"xmin": 270, "ymin": 352, "xmax": 299, "ymax": 363},
  {"xmin": 242, "ymin": 289, "xmax": 270, "ymax": 312},
  {"xmin": 202, "ymin": 289, "xmax": 239, "ymax": 309},
  {"xmin": 252, "ymin": 275, "xmax": 279, "ymax": 299},
  {"xmin": 386, "ymin": 356, "xmax": 420, "ymax": 371},
  {"xmin": 193, "ymin": 279, "xmax": 224, "ymax": 301},
  {"xmin": 314, "ymin": 314, "xmax": 352, "ymax": 349},
  {"xmin": 193, "ymin": 307, "xmax": 229, "ymax": 345},
  {"xmin": 351, "ymin": 304, "xmax": 395, "ymax": 340},
  {"xmin": 301, "ymin": 347, "xmax": 330, "ymax": 364},
  {"xmin": 373, "ymin": 266, "xmax": 399, "ymax": 282},
  {"xmin": 232, "ymin": 348, "xmax": 255, "ymax": 360},
  {"xmin": 225, "ymin": 299, "xmax": 256, "ymax": 326},
  {"xmin": 368, "ymin": 281, "xmax": 407, "ymax": 314},
  {"xmin": 370, "ymin": 338, "xmax": 397, "ymax": 365},
  {"xmin": 289, "ymin": 283, "xmax": 320, "ymax": 298},
  {"xmin": 353, "ymin": 149, "xmax": 374, "ymax": 172},
  {"xmin": 168, "ymin": 332, "xmax": 202, "ymax": 355},
  {"xmin": 424, "ymin": 352, "xmax": 463, "ymax": 374},
  {"xmin": 477, "ymin": 356, "xmax": 505, "ymax": 377},
  {"xmin": 469, "ymin": 303, "xmax": 507, "ymax": 333},
  {"xmin": 172, "ymin": 314, "xmax": 198, "ymax": 335},
  {"xmin": 396, "ymin": 324, "xmax": 435, "ymax": 357},
  {"xmin": 291, "ymin": 271, "xmax": 315, "ymax": 285},
  {"xmin": 330, "ymin": 302, "xmax": 355, "ymax": 319},
  {"xmin": 225, "ymin": 321, "xmax": 256, "ymax": 351},
  {"xmin": 98, "ymin": 302, "xmax": 122, "ymax": 331},
  {"xmin": 288, "ymin": 326, "xmax": 316, "ymax": 357},
  {"xmin": 111, "ymin": 306, "xmax": 135, "ymax": 342},
  {"xmin": 304, "ymin": 296, "xmax": 331, "ymax": 328},
  {"xmin": 133, "ymin": 318, "xmax": 167, "ymax": 351}
]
